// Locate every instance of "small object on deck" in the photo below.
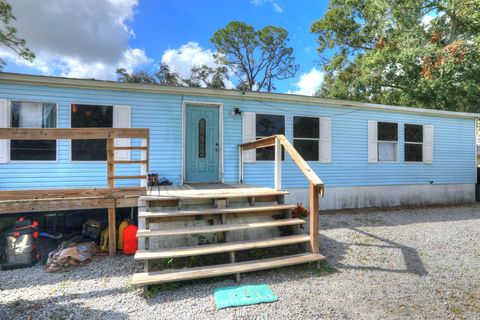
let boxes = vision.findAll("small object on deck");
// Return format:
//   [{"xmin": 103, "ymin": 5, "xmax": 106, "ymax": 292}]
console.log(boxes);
[
  {"xmin": 123, "ymin": 224, "xmax": 138, "ymax": 255},
  {"xmin": 147, "ymin": 173, "xmax": 160, "ymax": 195},
  {"xmin": 214, "ymin": 284, "xmax": 278, "ymax": 309}
]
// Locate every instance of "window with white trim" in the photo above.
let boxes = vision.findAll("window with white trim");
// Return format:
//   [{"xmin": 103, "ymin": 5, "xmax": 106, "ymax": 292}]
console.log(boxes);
[
  {"xmin": 11, "ymin": 101, "xmax": 57, "ymax": 161},
  {"xmin": 71, "ymin": 104, "xmax": 113, "ymax": 161},
  {"xmin": 377, "ymin": 122, "xmax": 398, "ymax": 161},
  {"xmin": 404, "ymin": 124, "xmax": 423, "ymax": 162},
  {"xmin": 255, "ymin": 113, "xmax": 285, "ymax": 161},
  {"xmin": 293, "ymin": 116, "xmax": 319, "ymax": 161}
]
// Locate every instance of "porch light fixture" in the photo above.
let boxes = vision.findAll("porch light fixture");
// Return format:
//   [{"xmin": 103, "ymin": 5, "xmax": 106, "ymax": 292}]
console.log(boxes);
[{"xmin": 230, "ymin": 107, "xmax": 243, "ymax": 116}]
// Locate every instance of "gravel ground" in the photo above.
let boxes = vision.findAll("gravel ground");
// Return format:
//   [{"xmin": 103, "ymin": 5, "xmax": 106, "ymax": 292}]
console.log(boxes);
[{"xmin": 1, "ymin": 204, "xmax": 480, "ymax": 320}]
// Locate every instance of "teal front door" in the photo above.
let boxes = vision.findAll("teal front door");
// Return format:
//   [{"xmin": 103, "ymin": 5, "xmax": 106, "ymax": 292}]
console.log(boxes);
[{"xmin": 185, "ymin": 105, "xmax": 220, "ymax": 182}]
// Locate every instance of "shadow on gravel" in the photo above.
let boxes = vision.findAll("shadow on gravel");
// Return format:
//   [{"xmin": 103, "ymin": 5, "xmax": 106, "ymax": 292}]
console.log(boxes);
[
  {"xmin": 319, "ymin": 204, "xmax": 480, "ymax": 230},
  {"xmin": 0, "ymin": 256, "xmax": 141, "ymax": 291},
  {"xmin": 321, "ymin": 227, "xmax": 428, "ymax": 277},
  {"xmin": 0, "ymin": 287, "xmax": 129, "ymax": 320}
]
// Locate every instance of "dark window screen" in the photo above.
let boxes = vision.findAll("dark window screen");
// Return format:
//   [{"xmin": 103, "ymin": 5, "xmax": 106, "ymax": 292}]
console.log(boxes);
[
  {"xmin": 293, "ymin": 116, "xmax": 319, "ymax": 161},
  {"xmin": 378, "ymin": 122, "xmax": 398, "ymax": 141},
  {"xmin": 404, "ymin": 124, "xmax": 423, "ymax": 162},
  {"xmin": 255, "ymin": 114, "xmax": 285, "ymax": 161},
  {"xmin": 71, "ymin": 104, "xmax": 113, "ymax": 161}
]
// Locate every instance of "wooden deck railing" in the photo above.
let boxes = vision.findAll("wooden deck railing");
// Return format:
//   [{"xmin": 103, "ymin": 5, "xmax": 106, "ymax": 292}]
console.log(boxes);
[
  {"xmin": 239, "ymin": 134, "xmax": 324, "ymax": 254},
  {"xmin": 0, "ymin": 128, "xmax": 150, "ymax": 256},
  {"xmin": 0, "ymin": 128, "xmax": 150, "ymax": 188}
]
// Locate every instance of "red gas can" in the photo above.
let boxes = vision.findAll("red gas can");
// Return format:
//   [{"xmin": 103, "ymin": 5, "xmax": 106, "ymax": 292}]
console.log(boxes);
[{"xmin": 122, "ymin": 224, "xmax": 138, "ymax": 255}]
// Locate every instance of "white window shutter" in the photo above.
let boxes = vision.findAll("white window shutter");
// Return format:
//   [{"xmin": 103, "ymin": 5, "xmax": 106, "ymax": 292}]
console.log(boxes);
[
  {"xmin": 319, "ymin": 117, "xmax": 331, "ymax": 163},
  {"xmin": 242, "ymin": 112, "xmax": 256, "ymax": 163},
  {"xmin": 0, "ymin": 99, "xmax": 9, "ymax": 164},
  {"xmin": 113, "ymin": 105, "xmax": 131, "ymax": 160},
  {"xmin": 423, "ymin": 124, "xmax": 434, "ymax": 164},
  {"xmin": 368, "ymin": 120, "xmax": 378, "ymax": 163}
]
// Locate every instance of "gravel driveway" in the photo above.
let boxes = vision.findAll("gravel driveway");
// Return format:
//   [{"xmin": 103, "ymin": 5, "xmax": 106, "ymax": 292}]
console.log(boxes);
[{"xmin": 1, "ymin": 204, "xmax": 479, "ymax": 320}]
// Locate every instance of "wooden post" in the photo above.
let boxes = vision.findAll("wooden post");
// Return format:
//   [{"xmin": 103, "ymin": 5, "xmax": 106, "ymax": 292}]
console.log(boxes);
[
  {"xmin": 309, "ymin": 182, "xmax": 320, "ymax": 254},
  {"xmin": 107, "ymin": 136, "xmax": 115, "ymax": 188},
  {"xmin": 108, "ymin": 207, "xmax": 116, "ymax": 256},
  {"xmin": 238, "ymin": 145, "xmax": 243, "ymax": 183},
  {"xmin": 106, "ymin": 136, "xmax": 116, "ymax": 256},
  {"xmin": 217, "ymin": 199, "xmax": 227, "ymax": 243},
  {"xmin": 274, "ymin": 137, "xmax": 282, "ymax": 190}
]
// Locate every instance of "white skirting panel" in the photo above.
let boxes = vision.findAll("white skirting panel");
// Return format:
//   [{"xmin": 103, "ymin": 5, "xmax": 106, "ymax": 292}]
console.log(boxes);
[{"xmin": 285, "ymin": 184, "xmax": 476, "ymax": 211}]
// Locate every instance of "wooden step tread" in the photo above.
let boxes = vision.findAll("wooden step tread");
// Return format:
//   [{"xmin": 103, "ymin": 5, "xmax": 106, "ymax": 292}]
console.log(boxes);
[
  {"xmin": 134, "ymin": 235, "xmax": 310, "ymax": 260},
  {"xmin": 140, "ymin": 190, "xmax": 289, "ymax": 201},
  {"xmin": 139, "ymin": 204, "xmax": 296, "ymax": 218},
  {"xmin": 136, "ymin": 218, "xmax": 305, "ymax": 237},
  {"xmin": 132, "ymin": 253, "xmax": 326, "ymax": 286}
]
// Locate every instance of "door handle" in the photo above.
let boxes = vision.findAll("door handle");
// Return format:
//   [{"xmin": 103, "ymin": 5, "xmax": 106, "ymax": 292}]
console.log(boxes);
[{"xmin": 215, "ymin": 143, "xmax": 219, "ymax": 152}]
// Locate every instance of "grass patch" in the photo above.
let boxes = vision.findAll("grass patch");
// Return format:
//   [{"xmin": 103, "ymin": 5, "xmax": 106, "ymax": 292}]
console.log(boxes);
[
  {"xmin": 450, "ymin": 306, "xmax": 463, "ymax": 315},
  {"xmin": 311, "ymin": 262, "xmax": 337, "ymax": 275}
]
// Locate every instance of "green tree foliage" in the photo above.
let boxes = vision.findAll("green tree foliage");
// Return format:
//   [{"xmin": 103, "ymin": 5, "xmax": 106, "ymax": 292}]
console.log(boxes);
[
  {"xmin": 211, "ymin": 21, "xmax": 299, "ymax": 92},
  {"xmin": 116, "ymin": 63, "xmax": 228, "ymax": 88},
  {"xmin": 116, "ymin": 63, "xmax": 181, "ymax": 86},
  {"xmin": 311, "ymin": 0, "xmax": 480, "ymax": 112},
  {"xmin": 0, "ymin": 0, "xmax": 35, "ymax": 68},
  {"xmin": 183, "ymin": 65, "xmax": 229, "ymax": 89}
]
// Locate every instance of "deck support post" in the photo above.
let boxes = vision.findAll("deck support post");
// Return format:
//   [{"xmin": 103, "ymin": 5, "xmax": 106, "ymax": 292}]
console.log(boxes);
[
  {"xmin": 274, "ymin": 137, "xmax": 282, "ymax": 191},
  {"xmin": 230, "ymin": 251, "xmax": 241, "ymax": 283},
  {"xmin": 309, "ymin": 182, "xmax": 320, "ymax": 254},
  {"xmin": 106, "ymin": 137, "xmax": 117, "ymax": 257},
  {"xmin": 108, "ymin": 207, "xmax": 116, "ymax": 256}
]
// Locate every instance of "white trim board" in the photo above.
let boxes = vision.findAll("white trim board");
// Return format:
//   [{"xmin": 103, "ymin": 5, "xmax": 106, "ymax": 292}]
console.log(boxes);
[
  {"xmin": 181, "ymin": 100, "xmax": 224, "ymax": 184},
  {"xmin": 0, "ymin": 72, "xmax": 478, "ymax": 119}
]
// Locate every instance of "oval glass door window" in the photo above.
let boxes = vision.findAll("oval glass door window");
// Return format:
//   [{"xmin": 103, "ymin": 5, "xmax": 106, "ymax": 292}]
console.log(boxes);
[{"xmin": 199, "ymin": 118, "xmax": 206, "ymax": 158}]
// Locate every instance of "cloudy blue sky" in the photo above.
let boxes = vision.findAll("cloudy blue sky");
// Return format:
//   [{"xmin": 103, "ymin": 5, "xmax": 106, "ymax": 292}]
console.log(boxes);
[{"xmin": 1, "ymin": 0, "xmax": 330, "ymax": 95}]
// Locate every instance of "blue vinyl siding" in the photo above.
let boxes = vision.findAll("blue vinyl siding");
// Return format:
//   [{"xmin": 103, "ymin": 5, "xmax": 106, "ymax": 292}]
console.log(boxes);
[{"xmin": 0, "ymin": 83, "xmax": 476, "ymax": 190}]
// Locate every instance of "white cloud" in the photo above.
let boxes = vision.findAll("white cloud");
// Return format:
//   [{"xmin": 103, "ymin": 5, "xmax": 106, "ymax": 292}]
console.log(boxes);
[
  {"xmin": 250, "ymin": 0, "xmax": 283, "ymax": 13},
  {"xmin": 289, "ymin": 68, "xmax": 324, "ymax": 96},
  {"xmin": 0, "ymin": 0, "xmax": 151, "ymax": 79},
  {"xmin": 161, "ymin": 42, "xmax": 217, "ymax": 79},
  {"xmin": 161, "ymin": 41, "xmax": 234, "ymax": 89},
  {"xmin": 272, "ymin": 3, "xmax": 283, "ymax": 13}
]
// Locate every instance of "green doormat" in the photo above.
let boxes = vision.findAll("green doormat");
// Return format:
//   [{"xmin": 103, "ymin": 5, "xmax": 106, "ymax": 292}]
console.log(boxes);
[{"xmin": 214, "ymin": 284, "xmax": 278, "ymax": 309}]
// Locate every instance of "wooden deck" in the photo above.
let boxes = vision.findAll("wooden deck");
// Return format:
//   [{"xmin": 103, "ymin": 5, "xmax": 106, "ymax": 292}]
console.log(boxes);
[
  {"xmin": 144, "ymin": 183, "xmax": 289, "ymax": 199},
  {"xmin": 0, "ymin": 128, "xmax": 150, "ymax": 257}
]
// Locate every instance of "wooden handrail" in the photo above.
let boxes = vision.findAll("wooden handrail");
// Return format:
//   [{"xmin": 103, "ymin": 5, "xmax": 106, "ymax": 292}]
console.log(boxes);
[
  {"xmin": 0, "ymin": 128, "xmax": 149, "ymax": 140},
  {"xmin": 239, "ymin": 134, "xmax": 324, "ymax": 190},
  {"xmin": 239, "ymin": 134, "xmax": 324, "ymax": 254}
]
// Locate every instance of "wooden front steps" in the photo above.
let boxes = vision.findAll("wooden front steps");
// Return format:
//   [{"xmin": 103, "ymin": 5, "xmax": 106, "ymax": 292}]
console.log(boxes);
[
  {"xmin": 141, "ymin": 189, "xmax": 289, "ymax": 201},
  {"xmin": 135, "ymin": 234, "xmax": 310, "ymax": 260},
  {"xmin": 136, "ymin": 218, "xmax": 305, "ymax": 237},
  {"xmin": 138, "ymin": 204, "xmax": 297, "ymax": 218},
  {"xmin": 132, "ymin": 253, "xmax": 326, "ymax": 286},
  {"xmin": 133, "ymin": 184, "xmax": 324, "ymax": 293}
]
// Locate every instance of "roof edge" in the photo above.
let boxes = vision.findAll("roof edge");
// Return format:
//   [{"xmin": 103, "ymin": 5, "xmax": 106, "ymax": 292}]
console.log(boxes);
[{"xmin": 0, "ymin": 72, "xmax": 478, "ymax": 119}]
